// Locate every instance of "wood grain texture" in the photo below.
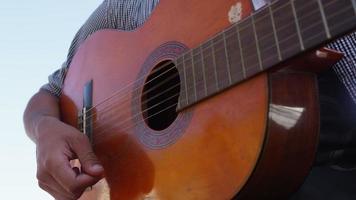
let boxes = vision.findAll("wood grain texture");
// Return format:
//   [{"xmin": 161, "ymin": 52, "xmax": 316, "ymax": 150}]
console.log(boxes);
[
  {"xmin": 235, "ymin": 71, "xmax": 320, "ymax": 199},
  {"xmin": 59, "ymin": 0, "xmax": 321, "ymax": 199}
]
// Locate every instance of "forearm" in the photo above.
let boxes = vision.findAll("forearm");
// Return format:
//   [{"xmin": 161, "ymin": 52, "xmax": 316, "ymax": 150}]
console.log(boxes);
[{"xmin": 23, "ymin": 89, "xmax": 61, "ymax": 144}]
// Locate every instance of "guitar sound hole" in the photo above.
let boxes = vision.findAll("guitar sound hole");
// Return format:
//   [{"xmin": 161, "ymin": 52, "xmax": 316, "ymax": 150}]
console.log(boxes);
[{"xmin": 141, "ymin": 60, "xmax": 180, "ymax": 131}]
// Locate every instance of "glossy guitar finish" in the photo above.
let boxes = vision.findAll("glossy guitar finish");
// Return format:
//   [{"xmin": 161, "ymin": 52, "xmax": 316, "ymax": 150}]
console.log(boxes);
[{"xmin": 59, "ymin": 0, "xmax": 325, "ymax": 199}]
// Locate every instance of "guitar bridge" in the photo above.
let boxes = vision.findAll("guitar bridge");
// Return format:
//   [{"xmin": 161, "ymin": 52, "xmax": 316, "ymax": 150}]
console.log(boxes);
[{"xmin": 77, "ymin": 80, "xmax": 94, "ymax": 144}]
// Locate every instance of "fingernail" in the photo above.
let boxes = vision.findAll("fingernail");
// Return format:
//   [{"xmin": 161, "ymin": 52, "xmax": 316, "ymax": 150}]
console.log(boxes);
[{"xmin": 91, "ymin": 164, "xmax": 104, "ymax": 172}]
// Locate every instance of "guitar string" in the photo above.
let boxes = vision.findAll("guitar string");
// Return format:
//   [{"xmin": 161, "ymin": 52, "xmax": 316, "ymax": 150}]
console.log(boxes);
[
  {"xmin": 82, "ymin": 0, "xmax": 320, "ymax": 115},
  {"xmin": 81, "ymin": 10, "xmax": 339, "ymax": 136},
  {"xmin": 91, "ymin": 53, "xmax": 275, "ymax": 144},
  {"xmin": 82, "ymin": 0, "xmax": 336, "ymax": 120},
  {"xmin": 93, "ymin": 93, "xmax": 180, "ymax": 142},
  {"xmin": 81, "ymin": 36, "xmax": 261, "ymax": 128},
  {"xmin": 84, "ymin": 20, "xmax": 336, "ymax": 142},
  {"xmin": 88, "ymin": 60, "xmax": 274, "ymax": 143},
  {"xmin": 82, "ymin": 22, "xmax": 249, "ymax": 116},
  {"xmin": 80, "ymin": 1, "xmax": 348, "ymax": 141},
  {"xmin": 88, "ymin": 39, "xmax": 279, "ymax": 134},
  {"xmin": 81, "ymin": 63, "xmax": 179, "ymax": 122},
  {"xmin": 90, "ymin": 66, "xmax": 222, "ymax": 142},
  {"xmin": 85, "ymin": 3, "xmax": 350, "ymax": 146},
  {"xmin": 80, "ymin": 8, "xmax": 330, "ymax": 126},
  {"xmin": 91, "ymin": 102, "xmax": 180, "ymax": 147},
  {"xmin": 88, "ymin": 81, "xmax": 180, "ymax": 132}
]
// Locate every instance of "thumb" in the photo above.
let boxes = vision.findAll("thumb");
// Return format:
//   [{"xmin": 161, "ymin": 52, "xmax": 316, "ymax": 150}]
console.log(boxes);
[{"xmin": 69, "ymin": 134, "xmax": 104, "ymax": 176}]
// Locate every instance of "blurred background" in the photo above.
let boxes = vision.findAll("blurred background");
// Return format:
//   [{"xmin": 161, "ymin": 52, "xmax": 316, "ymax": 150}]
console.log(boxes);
[{"xmin": 0, "ymin": 0, "xmax": 101, "ymax": 199}]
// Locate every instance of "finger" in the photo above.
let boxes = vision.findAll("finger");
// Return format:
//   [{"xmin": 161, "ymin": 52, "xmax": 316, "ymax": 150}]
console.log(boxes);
[
  {"xmin": 68, "ymin": 134, "xmax": 104, "ymax": 176},
  {"xmin": 37, "ymin": 166, "xmax": 76, "ymax": 199},
  {"xmin": 39, "ymin": 182, "xmax": 75, "ymax": 200},
  {"xmin": 51, "ymin": 156, "xmax": 101, "ymax": 196}
]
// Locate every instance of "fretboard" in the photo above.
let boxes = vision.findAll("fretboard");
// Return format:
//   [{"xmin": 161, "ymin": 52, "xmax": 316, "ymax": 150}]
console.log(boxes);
[{"xmin": 175, "ymin": 0, "xmax": 356, "ymax": 110}]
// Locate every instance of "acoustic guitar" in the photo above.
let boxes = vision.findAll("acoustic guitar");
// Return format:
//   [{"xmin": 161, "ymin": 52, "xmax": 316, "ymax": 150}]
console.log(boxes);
[{"xmin": 60, "ymin": 0, "xmax": 356, "ymax": 199}]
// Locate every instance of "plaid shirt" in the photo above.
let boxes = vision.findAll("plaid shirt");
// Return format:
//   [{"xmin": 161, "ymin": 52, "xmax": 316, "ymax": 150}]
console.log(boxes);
[{"xmin": 42, "ymin": 0, "xmax": 356, "ymax": 104}]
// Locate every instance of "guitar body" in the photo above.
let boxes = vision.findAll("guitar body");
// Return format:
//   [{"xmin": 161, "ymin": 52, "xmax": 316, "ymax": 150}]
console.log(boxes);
[{"xmin": 60, "ymin": 0, "xmax": 320, "ymax": 199}]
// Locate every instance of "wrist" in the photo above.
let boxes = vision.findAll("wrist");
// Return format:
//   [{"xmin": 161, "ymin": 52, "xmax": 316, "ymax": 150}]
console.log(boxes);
[{"xmin": 34, "ymin": 115, "xmax": 59, "ymax": 144}]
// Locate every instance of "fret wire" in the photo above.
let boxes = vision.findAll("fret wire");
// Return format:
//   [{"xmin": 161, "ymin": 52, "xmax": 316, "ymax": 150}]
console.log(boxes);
[
  {"xmin": 290, "ymin": 0, "xmax": 305, "ymax": 50},
  {"xmin": 186, "ymin": 20, "xmax": 242, "ymax": 61},
  {"xmin": 188, "ymin": 9, "xmax": 294, "ymax": 63},
  {"xmin": 179, "ymin": 14, "xmax": 333, "ymax": 70},
  {"xmin": 183, "ymin": 38, "xmax": 307, "ymax": 95},
  {"xmin": 260, "ymin": 43, "xmax": 279, "ymax": 58},
  {"xmin": 95, "ymin": 1, "xmax": 355, "ymax": 113},
  {"xmin": 317, "ymin": 0, "xmax": 331, "ymax": 38},
  {"xmin": 182, "ymin": 56, "xmax": 189, "ymax": 105},
  {"xmin": 299, "ymin": 18, "xmax": 324, "ymax": 36},
  {"xmin": 177, "ymin": 0, "xmax": 330, "ymax": 65},
  {"xmin": 200, "ymin": 1, "xmax": 279, "ymax": 45},
  {"xmin": 181, "ymin": 59, "xmax": 266, "ymax": 96},
  {"xmin": 180, "ymin": 35, "xmax": 286, "ymax": 75},
  {"xmin": 269, "ymin": 0, "xmax": 291, "ymax": 14},
  {"xmin": 238, "ymin": 17, "xmax": 297, "ymax": 49},
  {"xmin": 190, "ymin": 51, "xmax": 197, "ymax": 101},
  {"xmin": 180, "ymin": 34, "xmax": 316, "ymax": 102},
  {"xmin": 200, "ymin": 46, "xmax": 208, "ymax": 97},
  {"xmin": 176, "ymin": 29, "xmax": 262, "ymax": 64},
  {"xmin": 211, "ymin": 41, "xmax": 220, "ymax": 90},
  {"xmin": 278, "ymin": 32, "xmax": 302, "ymax": 50},
  {"xmin": 252, "ymin": 31, "xmax": 274, "ymax": 45},
  {"xmin": 247, "ymin": 0, "xmax": 314, "ymax": 29},
  {"xmin": 251, "ymin": 14, "xmax": 263, "ymax": 70},
  {"xmin": 273, "ymin": 19, "xmax": 296, "ymax": 33},
  {"xmin": 270, "ymin": 7, "xmax": 318, "ymax": 38},
  {"xmin": 294, "ymin": 0, "xmax": 322, "ymax": 16},
  {"xmin": 269, "ymin": 5, "xmax": 282, "ymax": 61},
  {"xmin": 187, "ymin": 38, "xmax": 277, "ymax": 78},
  {"xmin": 296, "ymin": 4, "xmax": 324, "ymax": 22},
  {"xmin": 176, "ymin": 0, "xmax": 354, "ymax": 103},
  {"xmin": 261, "ymin": 47, "xmax": 284, "ymax": 65},
  {"xmin": 223, "ymin": 32, "xmax": 232, "ymax": 84},
  {"xmin": 236, "ymin": 25, "xmax": 246, "ymax": 78}
]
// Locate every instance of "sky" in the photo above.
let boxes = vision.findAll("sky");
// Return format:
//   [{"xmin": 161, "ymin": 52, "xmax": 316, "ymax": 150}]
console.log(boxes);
[{"xmin": 0, "ymin": 1, "xmax": 101, "ymax": 199}]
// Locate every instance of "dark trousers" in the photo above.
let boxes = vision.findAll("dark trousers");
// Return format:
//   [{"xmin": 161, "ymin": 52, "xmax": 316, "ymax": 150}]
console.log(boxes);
[{"xmin": 290, "ymin": 68, "xmax": 356, "ymax": 200}]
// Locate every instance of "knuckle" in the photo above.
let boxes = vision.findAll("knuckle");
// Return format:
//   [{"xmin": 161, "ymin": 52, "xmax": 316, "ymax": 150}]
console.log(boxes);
[
  {"xmin": 37, "ymin": 181, "xmax": 49, "ymax": 193},
  {"xmin": 83, "ymin": 151, "xmax": 97, "ymax": 162},
  {"xmin": 36, "ymin": 170, "xmax": 44, "ymax": 182},
  {"xmin": 42, "ymin": 156, "xmax": 55, "ymax": 170},
  {"xmin": 69, "ymin": 132, "xmax": 85, "ymax": 145},
  {"xmin": 43, "ymin": 155, "xmax": 65, "ymax": 172},
  {"xmin": 37, "ymin": 181, "xmax": 45, "ymax": 190},
  {"xmin": 36, "ymin": 165, "xmax": 48, "ymax": 183},
  {"xmin": 42, "ymin": 158, "xmax": 50, "ymax": 169}
]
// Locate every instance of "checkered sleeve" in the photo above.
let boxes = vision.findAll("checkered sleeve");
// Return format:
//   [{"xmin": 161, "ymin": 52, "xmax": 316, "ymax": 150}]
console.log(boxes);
[
  {"xmin": 40, "ymin": 0, "xmax": 160, "ymax": 97},
  {"xmin": 327, "ymin": 32, "xmax": 356, "ymax": 104},
  {"xmin": 42, "ymin": 0, "xmax": 355, "ymax": 105},
  {"xmin": 41, "ymin": 0, "xmax": 111, "ymax": 97}
]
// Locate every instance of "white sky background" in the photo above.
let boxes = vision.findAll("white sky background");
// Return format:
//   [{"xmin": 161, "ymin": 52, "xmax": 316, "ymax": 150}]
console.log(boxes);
[{"xmin": 0, "ymin": 1, "xmax": 101, "ymax": 199}]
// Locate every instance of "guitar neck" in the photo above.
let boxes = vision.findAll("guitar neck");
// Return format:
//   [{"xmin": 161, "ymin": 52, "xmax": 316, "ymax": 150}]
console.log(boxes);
[{"xmin": 176, "ymin": 0, "xmax": 356, "ymax": 110}]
